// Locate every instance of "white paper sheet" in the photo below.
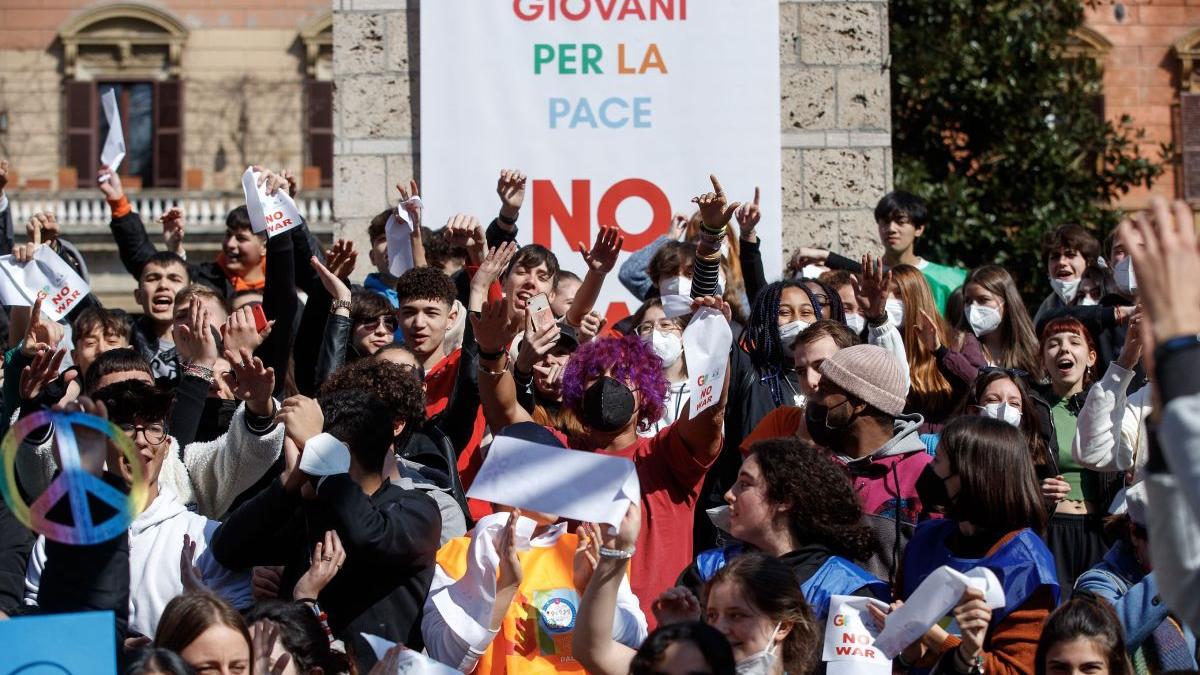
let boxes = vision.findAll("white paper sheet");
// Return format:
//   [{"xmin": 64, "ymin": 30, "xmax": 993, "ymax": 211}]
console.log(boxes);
[
  {"xmin": 100, "ymin": 89, "xmax": 125, "ymax": 175},
  {"xmin": 361, "ymin": 633, "xmax": 462, "ymax": 674},
  {"xmin": 823, "ymin": 595, "xmax": 893, "ymax": 675},
  {"xmin": 0, "ymin": 246, "xmax": 90, "ymax": 321},
  {"xmin": 466, "ymin": 436, "xmax": 640, "ymax": 531},
  {"xmin": 874, "ymin": 566, "xmax": 1006, "ymax": 659},
  {"xmin": 682, "ymin": 307, "xmax": 733, "ymax": 417},
  {"xmin": 240, "ymin": 167, "xmax": 303, "ymax": 238},
  {"xmin": 385, "ymin": 207, "xmax": 416, "ymax": 277}
]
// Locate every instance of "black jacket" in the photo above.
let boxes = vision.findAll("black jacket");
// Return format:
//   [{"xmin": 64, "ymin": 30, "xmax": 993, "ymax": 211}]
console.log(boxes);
[{"xmin": 210, "ymin": 475, "xmax": 441, "ymax": 670}]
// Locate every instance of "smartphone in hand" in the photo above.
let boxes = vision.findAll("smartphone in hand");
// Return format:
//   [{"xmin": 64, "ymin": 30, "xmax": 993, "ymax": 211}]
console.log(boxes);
[
  {"xmin": 251, "ymin": 304, "xmax": 269, "ymax": 333},
  {"xmin": 527, "ymin": 293, "xmax": 555, "ymax": 333}
]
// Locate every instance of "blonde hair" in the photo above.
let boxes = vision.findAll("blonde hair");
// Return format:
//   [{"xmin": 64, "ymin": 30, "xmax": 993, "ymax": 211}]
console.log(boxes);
[{"xmin": 892, "ymin": 264, "xmax": 953, "ymax": 412}]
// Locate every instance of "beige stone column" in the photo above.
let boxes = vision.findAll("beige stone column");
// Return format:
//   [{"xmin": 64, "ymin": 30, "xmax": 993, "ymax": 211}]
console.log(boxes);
[{"xmin": 332, "ymin": 0, "xmax": 893, "ymax": 278}]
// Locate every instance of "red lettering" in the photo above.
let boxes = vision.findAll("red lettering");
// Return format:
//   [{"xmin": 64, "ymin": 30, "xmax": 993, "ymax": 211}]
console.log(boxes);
[
  {"xmin": 596, "ymin": 178, "xmax": 670, "ymax": 250},
  {"xmin": 533, "ymin": 179, "xmax": 591, "ymax": 251},
  {"xmin": 513, "ymin": 0, "xmax": 542, "ymax": 20},
  {"xmin": 602, "ymin": 301, "xmax": 632, "ymax": 330},
  {"xmin": 562, "ymin": 0, "xmax": 590, "ymax": 20},
  {"xmin": 618, "ymin": 0, "xmax": 646, "ymax": 20},
  {"xmin": 842, "ymin": 633, "xmax": 860, "ymax": 644},
  {"xmin": 596, "ymin": 0, "xmax": 619, "ymax": 19}
]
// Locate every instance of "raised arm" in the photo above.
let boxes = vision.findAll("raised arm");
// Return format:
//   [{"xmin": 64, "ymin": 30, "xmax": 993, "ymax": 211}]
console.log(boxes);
[
  {"xmin": 486, "ymin": 169, "xmax": 526, "ymax": 248},
  {"xmin": 574, "ymin": 504, "xmax": 640, "ymax": 675},
  {"xmin": 470, "ymin": 299, "xmax": 531, "ymax": 432},
  {"xmin": 567, "ymin": 225, "xmax": 623, "ymax": 327},
  {"xmin": 735, "ymin": 187, "xmax": 767, "ymax": 302},
  {"xmin": 99, "ymin": 166, "xmax": 157, "ymax": 279},
  {"xmin": 397, "ymin": 179, "xmax": 427, "ymax": 268}
]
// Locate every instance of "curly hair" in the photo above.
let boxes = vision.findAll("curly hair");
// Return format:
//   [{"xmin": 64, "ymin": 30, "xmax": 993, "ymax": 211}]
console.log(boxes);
[
  {"xmin": 748, "ymin": 438, "xmax": 876, "ymax": 561},
  {"xmin": 707, "ymin": 553, "xmax": 820, "ymax": 675},
  {"xmin": 394, "ymin": 266, "xmax": 456, "ymax": 308},
  {"xmin": 562, "ymin": 334, "xmax": 669, "ymax": 432},
  {"xmin": 322, "ymin": 358, "xmax": 426, "ymax": 451}
]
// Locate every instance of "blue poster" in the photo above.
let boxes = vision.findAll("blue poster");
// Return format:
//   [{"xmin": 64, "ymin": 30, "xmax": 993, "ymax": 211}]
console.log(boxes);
[{"xmin": 0, "ymin": 611, "xmax": 116, "ymax": 675}]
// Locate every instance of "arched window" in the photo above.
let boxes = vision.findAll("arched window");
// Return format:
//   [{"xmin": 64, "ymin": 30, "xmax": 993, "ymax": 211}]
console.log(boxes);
[
  {"xmin": 59, "ymin": 2, "xmax": 187, "ymax": 188},
  {"xmin": 300, "ymin": 13, "xmax": 333, "ymax": 188}
]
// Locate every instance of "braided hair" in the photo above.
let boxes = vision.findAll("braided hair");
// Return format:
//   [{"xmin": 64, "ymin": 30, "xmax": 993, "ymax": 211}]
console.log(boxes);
[
  {"xmin": 741, "ymin": 280, "xmax": 818, "ymax": 406},
  {"xmin": 802, "ymin": 277, "xmax": 846, "ymax": 323}
]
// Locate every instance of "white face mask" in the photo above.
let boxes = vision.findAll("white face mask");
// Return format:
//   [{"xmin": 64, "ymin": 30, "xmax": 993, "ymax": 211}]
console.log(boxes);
[
  {"xmin": 735, "ymin": 622, "xmax": 782, "ymax": 675},
  {"xmin": 660, "ymin": 275, "xmax": 691, "ymax": 297},
  {"xmin": 966, "ymin": 303, "xmax": 1003, "ymax": 337},
  {"xmin": 1049, "ymin": 277, "xmax": 1080, "ymax": 305},
  {"xmin": 980, "ymin": 402, "xmax": 1022, "ymax": 427},
  {"xmin": 648, "ymin": 330, "xmax": 683, "ymax": 368},
  {"xmin": 1114, "ymin": 258, "xmax": 1137, "ymax": 296},
  {"xmin": 1079, "ymin": 295, "xmax": 1099, "ymax": 306},
  {"xmin": 844, "ymin": 313, "xmax": 866, "ymax": 334},
  {"xmin": 778, "ymin": 320, "xmax": 811, "ymax": 359},
  {"xmin": 885, "ymin": 298, "xmax": 905, "ymax": 328}
]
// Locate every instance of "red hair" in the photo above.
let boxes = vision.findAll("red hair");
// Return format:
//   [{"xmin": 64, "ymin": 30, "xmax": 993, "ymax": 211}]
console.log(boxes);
[{"xmin": 1039, "ymin": 317, "xmax": 1097, "ymax": 354}]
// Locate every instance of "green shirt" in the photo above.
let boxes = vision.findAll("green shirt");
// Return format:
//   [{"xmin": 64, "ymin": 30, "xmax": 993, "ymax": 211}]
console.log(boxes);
[
  {"xmin": 1050, "ymin": 394, "xmax": 1088, "ymax": 502},
  {"xmin": 917, "ymin": 259, "xmax": 968, "ymax": 316}
]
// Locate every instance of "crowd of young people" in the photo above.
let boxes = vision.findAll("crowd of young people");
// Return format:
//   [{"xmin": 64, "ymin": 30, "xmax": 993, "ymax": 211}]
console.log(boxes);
[{"xmin": 0, "ymin": 155, "xmax": 1198, "ymax": 675}]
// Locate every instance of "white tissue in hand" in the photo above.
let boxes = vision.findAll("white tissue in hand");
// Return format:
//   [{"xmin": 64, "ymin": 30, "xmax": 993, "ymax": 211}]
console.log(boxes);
[{"xmin": 298, "ymin": 433, "xmax": 351, "ymax": 477}]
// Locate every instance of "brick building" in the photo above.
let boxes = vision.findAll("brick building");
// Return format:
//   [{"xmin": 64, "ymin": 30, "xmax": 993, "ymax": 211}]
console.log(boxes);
[
  {"xmin": 0, "ymin": 0, "xmax": 334, "ymax": 305},
  {"xmin": 1084, "ymin": 1, "xmax": 1200, "ymax": 208}
]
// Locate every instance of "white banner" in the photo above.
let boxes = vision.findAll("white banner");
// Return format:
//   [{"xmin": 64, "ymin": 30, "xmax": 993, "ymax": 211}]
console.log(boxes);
[
  {"xmin": 0, "ymin": 246, "xmax": 90, "ymax": 321},
  {"xmin": 241, "ymin": 167, "xmax": 302, "ymax": 238},
  {"xmin": 682, "ymin": 306, "xmax": 732, "ymax": 417},
  {"xmin": 100, "ymin": 89, "xmax": 125, "ymax": 174},
  {"xmin": 420, "ymin": 0, "xmax": 781, "ymax": 323}
]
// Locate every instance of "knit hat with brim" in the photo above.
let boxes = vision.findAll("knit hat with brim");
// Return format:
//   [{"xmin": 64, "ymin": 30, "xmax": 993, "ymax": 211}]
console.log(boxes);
[{"xmin": 818, "ymin": 344, "xmax": 907, "ymax": 417}]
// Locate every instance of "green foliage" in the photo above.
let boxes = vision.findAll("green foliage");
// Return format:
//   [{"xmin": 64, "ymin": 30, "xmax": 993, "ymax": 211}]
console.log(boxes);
[{"xmin": 889, "ymin": 0, "xmax": 1167, "ymax": 295}]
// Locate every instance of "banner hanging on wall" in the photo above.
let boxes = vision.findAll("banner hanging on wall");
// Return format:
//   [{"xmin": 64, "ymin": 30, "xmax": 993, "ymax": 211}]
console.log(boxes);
[{"xmin": 420, "ymin": 0, "xmax": 782, "ymax": 322}]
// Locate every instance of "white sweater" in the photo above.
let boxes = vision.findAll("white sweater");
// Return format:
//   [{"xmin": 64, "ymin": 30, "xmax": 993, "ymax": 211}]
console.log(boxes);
[
  {"xmin": 1147, "ymin": 391, "xmax": 1200, "ymax": 633},
  {"xmin": 14, "ymin": 401, "xmax": 284, "ymax": 519},
  {"xmin": 24, "ymin": 485, "xmax": 253, "ymax": 638},
  {"xmin": 1072, "ymin": 362, "xmax": 1152, "ymax": 480}
]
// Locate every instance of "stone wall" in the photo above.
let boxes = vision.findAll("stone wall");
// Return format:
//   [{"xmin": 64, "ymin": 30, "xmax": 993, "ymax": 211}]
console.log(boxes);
[{"xmin": 332, "ymin": 0, "xmax": 893, "ymax": 275}]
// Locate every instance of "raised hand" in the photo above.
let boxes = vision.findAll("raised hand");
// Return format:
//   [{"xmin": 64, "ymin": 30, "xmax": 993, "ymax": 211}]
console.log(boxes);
[
  {"xmin": 600, "ymin": 502, "xmax": 641, "ymax": 553},
  {"xmin": 916, "ymin": 309, "xmax": 942, "ymax": 352},
  {"xmin": 496, "ymin": 509, "xmax": 524, "ymax": 594},
  {"xmin": 532, "ymin": 361, "xmax": 564, "ymax": 396},
  {"xmin": 786, "ymin": 247, "xmax": 831, "ymax": 277},
  {"xmin": 496, "ymin": 169, "xmax": 528, "ymax": 220},
  {"xmin": 253, "ymin": 166, "xmax": 288, "ymax": 196},
  {"xmin": 180, "ymin": 533, "xmax": 210, "ymax": 594},
  {"xmin": 251, "ymin": 620, "xmax": 290, "ymax": 675},
  {"xmin": 468, "ymin": 241, "xmax": 518, "ymax": 312},
  {"xmin": 97, "ymin": 165, "xmax": 124, "ymax": 200},
  {"xmin": 669, "ymin": 213, "xmax": 689, "ymax": 241},
  {"xmin": 734, "ymin": 187, "xmax": 762, "ymax": 241},
  {"xmin": 397, "ymin": 179, "xmax": 422, "ymax": 223},
  {"xmin": 281, "ymin": 169, "xmax": 298, "ymax": 197},
  {"xmin": 579, "ymin": 225, "xmax": 623, "ymax": 275},
  {"xmin": 276, "ymin": 395, "xmax": 324, "ymax": 450},
  {"xmin": 21, "ymin": 296, "xmax": 64, "ymax": 357},
  {"xmin": 223, "ymin": 347, "xmax": 276, "ymax": 417},
  {"xmin": 652, "ymin": 586, "xmax": 701, "ymax": 626},
  {"xmin": 853, "ymin": 253, "xmax": 891, "ymax": 321},
  {"xmin": 574, "ymin": 523, "xmax": 601, "ymax": 592},
  {"xmin": 159, "ymin": 207, "xmax": 185, "ymax": 256},
  {"xmin": 251, "ymin": 566, "xmax": 284, "ymax": 601},
  {"xmin": 1121, "ymin": 198, "xmax": 1200, "ymax": 343},
  {"xmin": 515, "ymin": 310, "xmax": 562, "ymax": 374},
  {"xmin": 310, "ymin": 255, "xmax": 352, "ymax": 305},
  {"xmin": 691, "ymin": 174, "xmax": 741, "ymax": 229},
  {"xmin": 221, "ymin": 305, "xmax": 273, "ymax": 355},
  {"xmin": 324, "ymin": 239, "xmax": 358, "ymax": 280},
  {"xmin": 577, "ymin": 311, "xmax": 606, "ymax": 343},
  {"xmin": 173, "ymin": 297, "xmax": 218, "ymax": 367},
  {"xmin": 19, "ymin": 347, "xmax": 71, "ymax": 403},
  {"xmin": 470, "ymin": 298, "xmax": 523, "ymax": 355},
  {"xmin": 294, "ymin": 529, "xmax": 346, "ymax": 600},
  {"xmin": 14, "ymin": 214, "xmax": 47, "ymax": 264},
  {"xmin": 1116, "ymin": 309, "xmax": 1144, "ymax": 370},
  {"xmin": 445, "ymin": 214, "xmax": 486, "ymax": 264},
  {"xmin": 27, "ymin": 211, "xmax": 59, "ymax": 247},
  {"xmin": 690, "ymin": 295, "xmax": 733, "ymax": 323}
]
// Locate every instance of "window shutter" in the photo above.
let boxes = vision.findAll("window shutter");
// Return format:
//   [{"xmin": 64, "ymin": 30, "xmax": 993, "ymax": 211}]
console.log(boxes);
[
  {"xmin": 153, "ymin": 80, "xmax": 183, "ymax": 188},
  {"xmin": 307, "ymin": 80, "xmax": 334, "ymax": 188},
  {"xmin": 1182, "ymin": 93, "xmax": 1200, "ymax": 203},
  {"xmin": 65, "ymin": 81, "xmax": 96, "ymax": 183}
]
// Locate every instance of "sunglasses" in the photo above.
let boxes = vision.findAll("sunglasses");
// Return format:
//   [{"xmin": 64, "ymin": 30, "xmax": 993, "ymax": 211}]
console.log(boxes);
[{"xmin": 979, "ymin": 366, "xmax": 1030, "ymax": 379}]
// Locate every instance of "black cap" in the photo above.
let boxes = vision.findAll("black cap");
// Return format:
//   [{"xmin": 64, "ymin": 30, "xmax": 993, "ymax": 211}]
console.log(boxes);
[{"xmin": 554, "ymin": 321, "xmax": 581, "ymax": 353}]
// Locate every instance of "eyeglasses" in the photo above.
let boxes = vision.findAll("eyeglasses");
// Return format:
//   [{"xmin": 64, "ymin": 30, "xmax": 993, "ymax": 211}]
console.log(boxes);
[
  {"xmin": 118, "ymin": 422, "xmax": 167, "ymax": 444},
  {"xmin": 358, "ymin": 315, "xmax": 398, "ymax": 332},
  {"xmin": 636, "ymin": 320, "xmax": 683, "ymax": 337}
]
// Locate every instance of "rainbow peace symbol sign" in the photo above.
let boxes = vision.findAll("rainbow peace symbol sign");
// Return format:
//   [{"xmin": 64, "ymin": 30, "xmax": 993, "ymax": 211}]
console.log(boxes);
[{"xmin": 0, "ymin": 410, "xmax": 148, "ymax": 545}]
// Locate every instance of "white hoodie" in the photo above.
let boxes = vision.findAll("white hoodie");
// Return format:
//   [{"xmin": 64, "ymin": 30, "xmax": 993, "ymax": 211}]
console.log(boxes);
[{"xmin": 24, "ymin": 485, "xmax": 253, "ymax": 637}]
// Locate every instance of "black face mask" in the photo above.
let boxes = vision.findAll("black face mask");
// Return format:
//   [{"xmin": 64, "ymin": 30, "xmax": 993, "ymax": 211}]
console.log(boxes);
[
  {"xmin": 915, "ymin": 464, "xmax": 954, "ymax": 517},
  {"xmin": 805, "ymin": 400, "xmax": 849, "ymax": 450},
  {"xmin": 197, "ymin": 397, "xmax": 240, "ymax": 442},
  {"xmin": 581, "ymin": 376, "xmax": 635, "ymax": 432}
]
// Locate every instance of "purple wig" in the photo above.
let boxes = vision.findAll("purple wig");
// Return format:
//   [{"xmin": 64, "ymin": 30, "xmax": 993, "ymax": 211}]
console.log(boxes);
[{"xmin": 562, "ymin": 333, "xmax": 669, "ymax": 431}]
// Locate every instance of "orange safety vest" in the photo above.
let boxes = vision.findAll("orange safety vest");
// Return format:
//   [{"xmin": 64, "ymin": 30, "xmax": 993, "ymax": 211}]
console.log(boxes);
[{"xmin": 436, "ymin": 533, "xmax": 585, "ymax": 675}]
